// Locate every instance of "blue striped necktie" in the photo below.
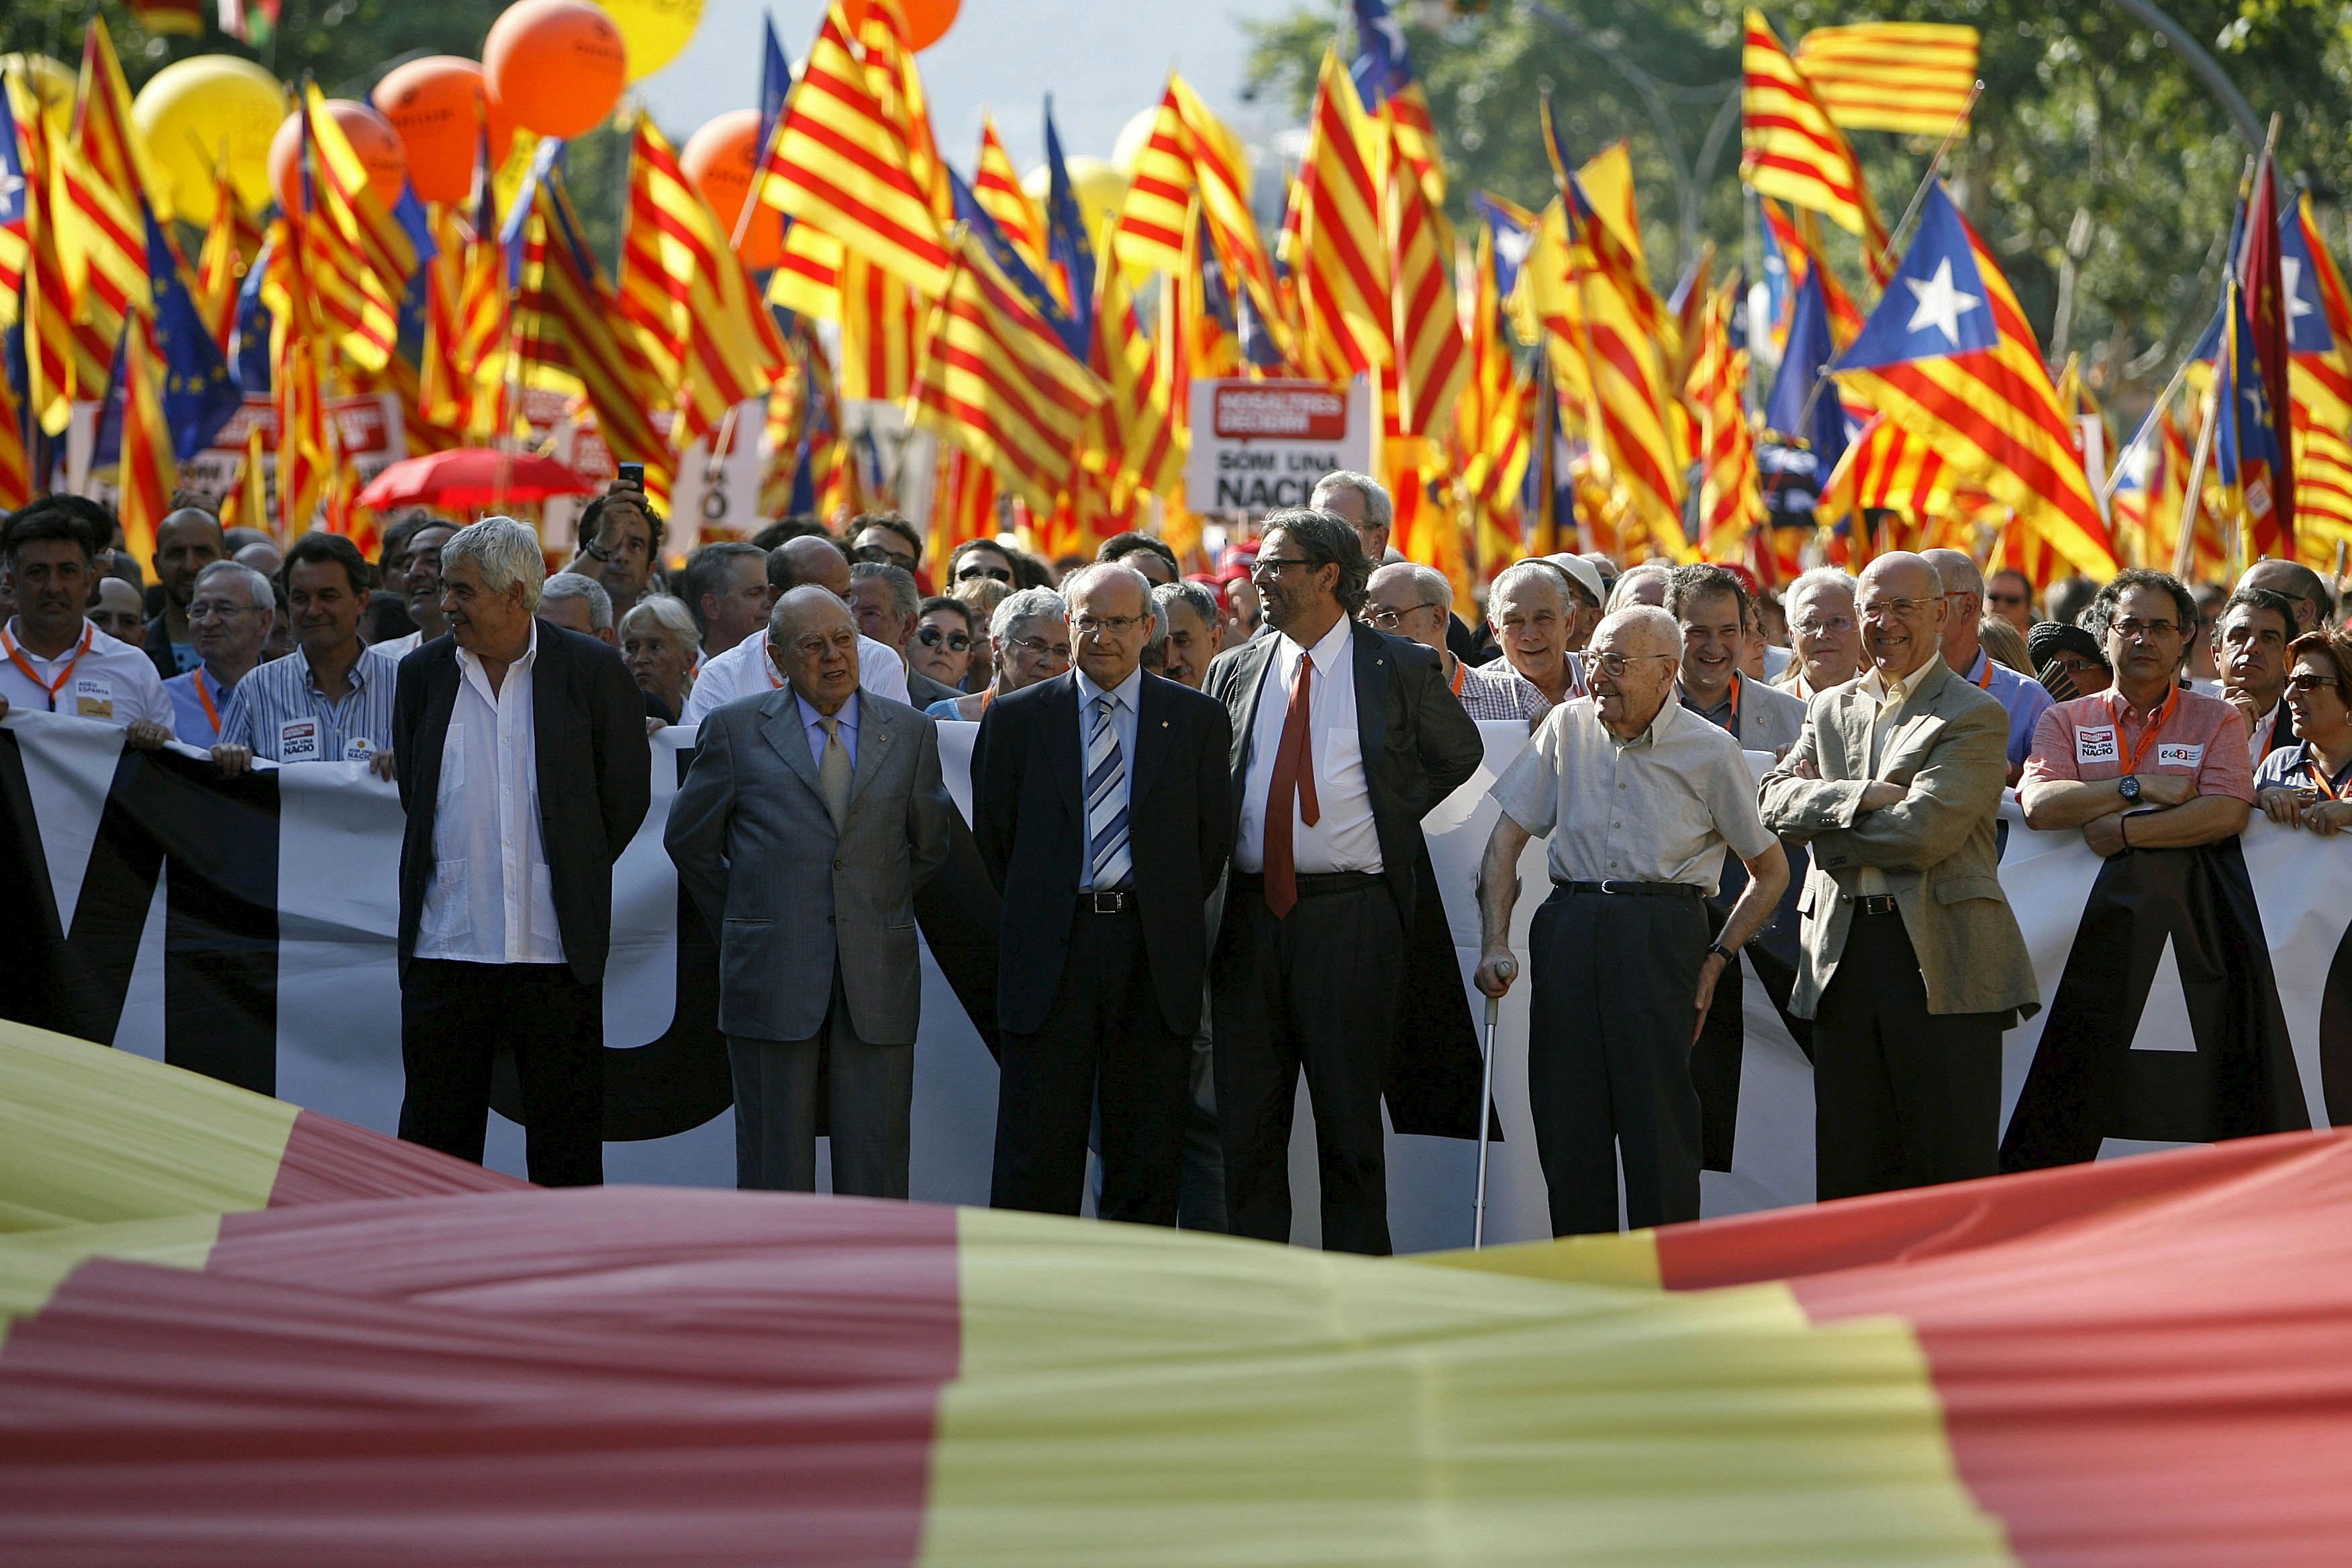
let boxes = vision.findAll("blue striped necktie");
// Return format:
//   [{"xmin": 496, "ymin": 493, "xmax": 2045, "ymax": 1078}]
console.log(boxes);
[{"xmin": 1086, "ymin": 693, "xmax": 1132, "ymax": 889}]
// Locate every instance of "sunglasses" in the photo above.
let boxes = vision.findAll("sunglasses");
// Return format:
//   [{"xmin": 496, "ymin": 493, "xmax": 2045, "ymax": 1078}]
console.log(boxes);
[
  {"xmin": 916, "ymin": 625, "xmax": 972, "ymax": 653},
  {"xmin": 2286, "ymin": 672, "xmax": 2343, "ymax": 693},
  {"xmin": 956, "ymin": 563, "xmax": 1014, "ymax": 583},
  {"xmin": 852, "ymin": 544, "xmax": 916, "ymax": 569}
]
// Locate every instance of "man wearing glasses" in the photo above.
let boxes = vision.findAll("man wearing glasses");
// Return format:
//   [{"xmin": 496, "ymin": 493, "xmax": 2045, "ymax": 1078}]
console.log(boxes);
[
  {"xmin": 1922, "ymin": 549, "xmax": 2053, "ymax": 783},
  {"xmin": 1474, "ymin": 606, "xmax": 1788, "ymax": 1235},
  {"xmin": 1204, "ymin": 508, "xmax": 1483, "ymax": 1254},
  {"xmin": 2020, "ymin": 569, "xmax": 2255, "ymax": 857},
  {"xmin": 948, "ymin": 538, "xmax": 1020, "ymax": 589},
  {"xmin": 848, "ymin": 513, "xmax": 925, "ymax": 577},
  {"xmin": 164, "ymin": 563, "xmax": 276, "ymax": 746},
  {"xmin": 1775, "ymin": 568, "xmax": 1861, "ymax": 699},
  {"xmin": 1985, "ymin": 569, "xmax": 2037, "ymax": 635},
  {"xmin": 1363, "ymin": 562, "xmax": 1547, "ymax": 727},
  {"xmin": 973, "ymin": 562, "xmax": 1232, "ymax": 1226},
  {"xmin": 1761, "ymin": 552, "xmax": 2037, "ymax": 1201}
]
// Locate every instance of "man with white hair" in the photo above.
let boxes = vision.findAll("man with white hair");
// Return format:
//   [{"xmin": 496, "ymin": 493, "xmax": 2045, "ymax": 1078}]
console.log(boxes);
[
  {"xmin": 164, "ymin": 561, "xmax": 275, "ymax": 745},
  {"xmin": 1310, "ymin": 470, "xmax": 1394, "ymax": 564},
  {"xmin": 1474, "ymin": 605, "xmax": 1789, "ymax": 1235},
  {"xmin": 1487, "ymin": 559, "xmax": 1588, "ymax": 710},
  {"xmin": 1777, "ymin": 568, "xmax": 1861, "ymax": 699},
  {"xmin": 1606, "ymin": 561, "xmax": 1673, "ymax": 612},
  {"xmin": 1922, "ymin": 547, "xmax": 2052, "ymax": 779},
  {"xmin": 391, "ymin": 516, "xmax": 652, "ymax": 1187},
  {"xmin": 1365, "ymin": 562, "xmax": 1547, "ymax": 726},
  {"xmin": 538, "ymin": 571, "xmax": 616, "ymax": 644}
]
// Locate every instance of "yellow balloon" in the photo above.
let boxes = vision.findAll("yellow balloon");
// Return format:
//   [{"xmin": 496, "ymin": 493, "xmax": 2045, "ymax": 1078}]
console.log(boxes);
[
  {"xmin": 1110, "ymin": 105, "xmax": 1160, "ymax": 176},
  {"xmin": 1021, "ymin": 156, "xmax": 1130, "ymax": 250},
  {"xmin": 591, "ymin": 0, "xmax": 705, "ymax": 82},
  {"xmin": 133, "ymin": 56, "xmax": 289, "ymax": 227},
  {"xmin": 0, "ymin": 54, "xmax": 75, "ymax": 146}
]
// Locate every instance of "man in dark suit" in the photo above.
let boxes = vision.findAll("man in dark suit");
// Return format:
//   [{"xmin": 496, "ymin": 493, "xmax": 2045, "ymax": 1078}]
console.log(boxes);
[
  {"xmin": 974, "ymin": 562, "xmax": 1233, "ymax": 1224},
  {"xmin": 1204, "ymin": 507, "xmax": 1483, "ymax": 1254},
  {"xmin": 391, "ymin": 517, "xmax": 650, "ymax": 1186}
]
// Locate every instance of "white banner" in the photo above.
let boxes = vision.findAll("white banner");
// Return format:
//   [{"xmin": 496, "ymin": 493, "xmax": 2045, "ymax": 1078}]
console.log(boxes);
[{"xmin": 5, "ymin": 710, "xmax": 2347, "ymax": 1251}]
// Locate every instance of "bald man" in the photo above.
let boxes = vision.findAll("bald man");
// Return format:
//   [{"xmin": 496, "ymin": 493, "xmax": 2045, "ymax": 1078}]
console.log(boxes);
[
  {"xmin": 2237, "ymin": 557, "xmax": 2337, "ymax": 636},
  {"xmin": 1761, "ymin": 552, "xmax": 2039, "ymax": 1201},
  {"xmin": 144, "ymin": 507, "xmax": 228, "ymax": 678},
  {"xmin": 1922, "ymin": 548, "xmax": 2053, "ymax": 781}
]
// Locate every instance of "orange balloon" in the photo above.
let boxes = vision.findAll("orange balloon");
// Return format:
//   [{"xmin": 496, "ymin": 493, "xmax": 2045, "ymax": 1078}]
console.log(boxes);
[
  {"xmin": 372, "ymin": 57, "xmax": 516, "ymax": 207},
  {"xmin": 679, "ymin": 109, "xmax": 781, "ymax": 269},
  {"xmin": 483, "ymin": 0, "xmax": 628, "ymax": 140},
  {"xmin": 842, "ymin": 0, "xmax": 959, "ymax": 50},
  {"xmin": 267, "ymin": 99, "xmax": 408, "ymax": 217}
]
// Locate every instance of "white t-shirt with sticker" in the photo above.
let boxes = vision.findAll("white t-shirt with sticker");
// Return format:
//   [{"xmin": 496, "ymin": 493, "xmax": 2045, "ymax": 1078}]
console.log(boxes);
[{"xmin": 0, "ymin": 618, "xmax": 173, "ymax": 730}]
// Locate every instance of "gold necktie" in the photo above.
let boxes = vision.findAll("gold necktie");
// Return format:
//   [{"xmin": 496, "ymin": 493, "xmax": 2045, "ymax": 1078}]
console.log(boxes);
[{"xmin": 818, "ymin": 714, "xmax": 852, "ymax": 831}]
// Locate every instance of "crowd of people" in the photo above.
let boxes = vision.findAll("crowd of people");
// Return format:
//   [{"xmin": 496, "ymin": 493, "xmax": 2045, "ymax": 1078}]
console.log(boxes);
[{"xmin": 4, "ymin": 474, "xmax": 2349, "ymax": 1250}]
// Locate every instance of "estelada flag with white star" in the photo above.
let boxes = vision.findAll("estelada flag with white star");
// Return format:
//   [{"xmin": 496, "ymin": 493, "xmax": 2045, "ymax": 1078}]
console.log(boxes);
[
  {"xmin": 1834, "ymin": 182, "xmax": 2118, "ymax": 576},
  {"xmin": 2214, "ymin": 275, "xmax": 2288, "ymax": 550}
]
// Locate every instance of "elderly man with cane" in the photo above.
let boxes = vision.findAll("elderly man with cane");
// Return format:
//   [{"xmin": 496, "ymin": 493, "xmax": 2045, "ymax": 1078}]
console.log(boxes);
[{"xmin": 1473, "ymin": 605, "xmax": 1787, "ymax": 1236}]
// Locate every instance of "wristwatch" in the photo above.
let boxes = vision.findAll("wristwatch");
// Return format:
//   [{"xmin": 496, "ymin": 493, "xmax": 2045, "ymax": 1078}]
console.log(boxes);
[
  {"xmin": 2117, "ymin": 775, "xmax": 2142, "ymax": 804},
  {"xmin": 1706, "ymin": 941, "xmax": 1736, "ymax": 964}
]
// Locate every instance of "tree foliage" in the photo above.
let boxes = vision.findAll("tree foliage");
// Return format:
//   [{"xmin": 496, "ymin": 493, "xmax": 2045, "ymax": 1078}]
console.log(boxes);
[{"xmin": 1242, "ymin": 0, "xmax": 2352, "ymax": 413}]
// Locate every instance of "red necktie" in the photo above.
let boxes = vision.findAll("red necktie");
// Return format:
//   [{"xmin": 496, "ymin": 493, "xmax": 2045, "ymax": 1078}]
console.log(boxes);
[{"xmin": 1263, "ymin": 654, "xmax": 1321, "ymax": 918}]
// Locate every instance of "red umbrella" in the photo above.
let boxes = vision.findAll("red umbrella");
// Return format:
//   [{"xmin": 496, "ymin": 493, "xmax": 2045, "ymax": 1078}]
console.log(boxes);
[{"xmin": 354, "ymin": 448, "xmax": 599, "ymax": 511}]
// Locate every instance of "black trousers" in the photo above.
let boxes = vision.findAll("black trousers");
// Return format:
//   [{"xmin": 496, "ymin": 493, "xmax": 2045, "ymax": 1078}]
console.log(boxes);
[
  {"xmin": 1526, "ymin": 887, "xmax": 1709, "ymax": 1236},
  {"xmin": 993, "ymin": 899, "xmax": 1191, "ymax": 1225},
  {"xmin": 730, "ymin": 965, "xmax": 913, "ymax": 1199},
  {"xmin": 1212, "ymin": 877, "xmax": 1403, "ymax": 1255},
  {"xmin": 1813, "ymin": 910, "xmax": 2004, "ymax": 1201},
  {"xmin": 399, "ymin": 959, "xmax": 603, "ymax": 1187}
]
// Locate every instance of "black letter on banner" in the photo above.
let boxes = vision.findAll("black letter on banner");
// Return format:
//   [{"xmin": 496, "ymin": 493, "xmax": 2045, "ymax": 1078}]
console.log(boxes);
[
  {"xmin": 1692, "ymin": 841, "xmax": 1814, "ymax": 1171},
  {"xmin": 0, "ymin": 734, "xmax": 279, "ymax": 1092},
  {"xmin": 2320, "ymin": 914, "xmax": 2352, "ymax": 1125},
  {"xmin": 2002, "ymin": 840, "xmax": 2306, "ymax": 1171}
]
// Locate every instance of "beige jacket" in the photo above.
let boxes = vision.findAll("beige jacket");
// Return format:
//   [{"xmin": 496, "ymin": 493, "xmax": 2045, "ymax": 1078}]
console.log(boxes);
[{"xmin": 1759, "ymin": 656, "xmax": 2040, "ymax": 1022}]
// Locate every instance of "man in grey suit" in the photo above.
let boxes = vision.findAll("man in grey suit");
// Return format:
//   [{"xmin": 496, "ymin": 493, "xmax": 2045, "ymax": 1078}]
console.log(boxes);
[
  {"xmin": 1759, "ymin": 552, "xmax": 2040, "ymax": 1201},
  {"xmin": 665, "ymin": 585, "xmax": 955, "ymax": 1196}
]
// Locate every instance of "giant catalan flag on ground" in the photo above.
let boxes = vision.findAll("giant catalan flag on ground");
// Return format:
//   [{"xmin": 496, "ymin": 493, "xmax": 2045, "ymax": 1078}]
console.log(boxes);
[{"xmin": 8, "ymin": 1014, "xmax": 2352, "ymax": 1562}]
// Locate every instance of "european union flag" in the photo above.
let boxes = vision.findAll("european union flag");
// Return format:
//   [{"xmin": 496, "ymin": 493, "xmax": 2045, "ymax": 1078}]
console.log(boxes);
[
  {"xmin": 1349, "ymin": 0, "xmax": 1415, "ymax": 109},
  {"xmin": 392, "ymin": 183, "xmax": 435, "ymax": 363},
  {"xmin": 89, "ymin": 330, "xmax": 129, "ymax": 469},
  {"xmin": 1041, "ymin": 101, "xmax": 1096, "ymax": 344},
  {"xmin": 230, "ymin": 234, "xmax": 273, "ymax": 395},
  {"xmin": 1766, "ymin": 268, "xmax": 1847, "ymax": 477},
  {"xmin": 948, "ymin": 168, "xmax": 1083, "ymax": 357},
  {"xmin": 501, "ymin": 137, "xmax": 566, "ymax": 294},
  {"xmin": 1834, "ymin": 185, "xmax": 2000, "ymax": 371},
  {"xmin": 145, "ymin": 200, "xmax": 242, "ymax": 459}
]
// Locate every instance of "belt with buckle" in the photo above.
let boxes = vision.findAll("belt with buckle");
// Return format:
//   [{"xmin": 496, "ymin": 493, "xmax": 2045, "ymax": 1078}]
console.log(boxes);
[
  {"xmin": 1851, "ymin": 894, "xmax": 1901, "ymax": 916},
  {"xmin": 1230, "ymin": 871, "xmax": 1385, "ymax": 899},
  {"xmin": 1083, "ymin": 889, "xmax": 1135, "ymax": 914},
  {"xmin": 1554, "ymin": 879, "xmax": 1702, "ymax": 899}
]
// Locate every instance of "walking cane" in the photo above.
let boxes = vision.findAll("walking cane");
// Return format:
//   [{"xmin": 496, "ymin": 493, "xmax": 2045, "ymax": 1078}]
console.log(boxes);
[{"xmin": 1473, "ymin": 959, "xmax": 1515, "ymax": 1250}]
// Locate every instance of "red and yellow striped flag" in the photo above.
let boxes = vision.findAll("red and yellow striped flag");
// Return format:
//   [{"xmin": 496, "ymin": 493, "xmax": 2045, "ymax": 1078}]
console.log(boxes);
[
  {"xmin": 838, "ymin": 249, "xmax": 921, "ymax": 401},
  {"xmin": 757, "ymin": 3, "xmax": 951, "ymax": 299},
  {"xmin": 1686, "ymin": 277, "xmax": 1761, "ymax": 558},
  {"xmin": 10, "ymin": 70, "xmax": 79, "ymax": 436},
  {"xmin": 972, "ymin": 111, "xmax": 1048, "ymax": 281},
  {"xmin": 116, "ymin": 308, "xmax": 176, "ymax": 564},
  {"xmin": 1814, "ymin": 411, "xmax": 1951, "ymax": 538},
  {"xmin": 193, "ymin": 162, "xmax": 258, "ymax": 350},
  {"xmin": 2283, "ymin": 193, "xmax": 2352, "ymax": 559},
  {"xmin": 1742, "ymin": 9, "xmax": 1889, "ymax": 275},
  {"xmin": 907, "ymin": 227, "xmax": 1109, "ymax": 514},
  {"xmin": 619, "ymin": 116, "xmax": 789, "ymax": 454},
  {"xmin": 58, "ymin": 21, "xmax": 154, "ymax": 391},
  {"xmin": 1794, "ymin": 23, "xmax": 1980, "ymax": 137},
  {"xmin": 1083, "ymin": 230, "xmax": 1181, "ymax": 511},
  {"xmin": 1289, "ymin": 51, "xmax": 1388, "ymax": 381},
  {"xmin": 1384, "ymin": 115, "xmax": 1465, "ymax": 439},
  {"xmin": 766, "ymin": 219, "xmax": 845, "ymax": 322},
  {"xmin": 1111, "ymin": 75, "xmax": 1284, "ymax": 358},
  {"xmin": 220, "ymin": 418, "xmax": 268, "ymax": 537},
  {"xmin": 1457, "ymin": 222, "xmax": 1530, "ymax": 571},
  {"xmin": 1761, "ymin": 198, "xmax": 1863, "ymax": 348},
  {"xmin": 0, "ymin": 366, "xmax": 28, "ymax": 510}
]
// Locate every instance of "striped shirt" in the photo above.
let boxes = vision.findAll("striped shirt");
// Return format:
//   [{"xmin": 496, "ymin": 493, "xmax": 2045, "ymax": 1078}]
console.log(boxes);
[{"xmin": 219, "ymin": 642, "xmax": 403, "ymax": 763}]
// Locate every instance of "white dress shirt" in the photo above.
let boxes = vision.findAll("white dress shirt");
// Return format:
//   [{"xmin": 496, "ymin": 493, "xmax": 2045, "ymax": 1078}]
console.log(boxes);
[
  {"xmin": 1234, "ymin": 616, "xmax": 1381, "ymax": 875},
  {"xmin": 679, "ymin": 626, "xmax": 908, "ymax": 725},
  {"xmin": 373, "ymin": 629, "xmax": 424, "ymax": 660},
  {"xmin": 0, "ymin": 618, "xmax": 173, "ymax": 729},
  {"xmin": 415, "ymin": 623, "xmax": 565, "ymax": 965}
]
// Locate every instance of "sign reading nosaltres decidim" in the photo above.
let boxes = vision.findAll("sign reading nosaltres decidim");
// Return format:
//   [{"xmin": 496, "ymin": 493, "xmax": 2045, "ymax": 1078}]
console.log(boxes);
[{"xmin": 1183, "ymin": 377, "xmax": 1372, "ymax": 514}]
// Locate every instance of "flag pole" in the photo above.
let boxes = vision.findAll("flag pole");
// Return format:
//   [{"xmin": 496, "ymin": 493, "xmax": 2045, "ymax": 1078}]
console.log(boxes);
[{"xmin": 2173, "ymin": 381, "xmax": 2218, "ymax": 579}]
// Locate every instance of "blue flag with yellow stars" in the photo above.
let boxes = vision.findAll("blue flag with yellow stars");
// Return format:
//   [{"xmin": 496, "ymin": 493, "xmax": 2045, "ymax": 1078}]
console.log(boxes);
[{"xmin": 144, "ymin": 200, "xmax": 241, "ymax": 460}]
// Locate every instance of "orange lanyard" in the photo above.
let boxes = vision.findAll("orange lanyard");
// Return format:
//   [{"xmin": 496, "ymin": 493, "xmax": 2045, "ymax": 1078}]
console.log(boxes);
[
  {"xmin": 195, "ymin": 671, "xmax": 223, "ymax": 737},
  {"xmin": 3, "ymin": 623, "xmax": 94, "ymax": 712},
  {"xmin": 1973, "ymin": 652, "xmax": 1995, "ymax": 690},
  {"xmin": 2116, "ymin": 686, "xmax": 2182, "ymax": 775},
  {"xmin": 1726, "ymin": 671, "xmax": 1743, "ymax": 723},
  {"xmin": 1449, "ymin": 658, "xmax": 1466, "ymax": 697},
  {"xmin": 2308, "ymin": 751, "xmax": 2345, "ymax": 801}
]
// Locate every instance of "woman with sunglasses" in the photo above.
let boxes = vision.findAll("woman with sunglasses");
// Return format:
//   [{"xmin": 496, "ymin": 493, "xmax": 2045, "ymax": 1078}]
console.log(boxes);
[
  {"xmin": 911, "ymin": 596, "xmax": 977, "ymax": 689},
  {"xmin": 2254, "ymin": 628, "xmax": 2352, "ymax": 835}
]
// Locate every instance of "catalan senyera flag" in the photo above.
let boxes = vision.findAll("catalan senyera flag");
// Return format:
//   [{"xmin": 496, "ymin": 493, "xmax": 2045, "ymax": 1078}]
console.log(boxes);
[
  {"xmin": 0, "ymin": 362, "xmax": 29, "ymax": 509},
  {"xmin": 58, "ymin": 19, "xmax": 162, "ymax": 387},
  {"xmin": 1111, "ymin": 75, "xmax": 1282, "ymax": 354},
  {"xmin": 767, "ymin": 219, "xmax": 847, "ymax": 322},
  {"xmin": 618, "ymin": 117, "xmax": 789, "ymax": 454},
  {"xmin": 1291, "ymin": 51, "xmax": 1389, "ymax": 382},
  {"xmin": 447, "ymin": 138, "xmax": 509, "ymax": 442},
  {"xmin": 193, "ymin": 164, "xmax": 257, "ymax": 350},
  {"xmin": 1459, "ymin": 216, "xmax": 1532, "ymax": 568},
  {"xmin": 1793, "ymin": 23, "xmax": 1980, "ymax": 136},
  {"xmin": 1083, "ymin": 230, "xmax": 1181, "ymax": 511},
  {"xmin": 2278, "ymin": 195, "xmax": 2352, "ymax": 557},
  {"xmin": 838, "ymin": 250, "xmax": 922, "ymax": 402},
  {"xmin": 1349, "ymin": 0, "xmax": 1442, "ymax": 205},
  {"xmin": 758, "ymin": 4, "xmax": 951, "ymax": 299},
  {"xmin": 24, "ymin": 1016, "xmax": 2352, "ymax": 1562},
  {"xmin": 1383, "ymin": 117, "xmax": 1465, "ymax": 440},
  {"xmin": 1814, "ymin": 410, "xmax": 1953, "ymax": 538},
  {"xmin": 907, "ymin": 227, "xmax": 1109, "ymax": 514},
  {"xmin": 972, "ymin": 111, "xmax": 1048, "ymax": 283},
  {"xmin": 1686, "ymin": 277, "xmax": 1761, "ymax": 559},
  {"xmin": 2141, "ymin": 386, "xmax": 2226, "ymax": 578},
  {"xmin": 220, "ymin": 418, "xmax": 268, "ymax": 536},
  {"xmin": 0, "ymin": 71, "xmax": 30, "ymax": 325},
  {"xmin": 13, "ymin": 76, "xmax": 79, "ymax": 436},
  {"xmin": 275, "ymin": 85, "xmax": 411, "ymax": 375},
  {"xmin": 115, "ymin": 308, "xmax": 176, "ymax": 564},
  {"xmin": 1833, "ymin": 182, "xmax": 2118, "ymax": 578},
  {"xmin": 1741, "ymin": 9, "xmax": 1890, "ymax": 276}
]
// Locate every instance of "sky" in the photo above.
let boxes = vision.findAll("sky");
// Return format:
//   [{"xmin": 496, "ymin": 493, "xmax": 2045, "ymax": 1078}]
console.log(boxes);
[{"xmin": 633, "ymin": 0, "xmax": 1309, "ymax": 179}]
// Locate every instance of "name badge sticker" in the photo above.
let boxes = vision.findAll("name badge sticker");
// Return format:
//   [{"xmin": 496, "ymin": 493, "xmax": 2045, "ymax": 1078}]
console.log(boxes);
[
  {"xmin": 344, "ymin": 736, "xmax": 375, "ymax": 761},
  {"xmin": 279, "ymin": 718, "xmax": 320, "ymax": 761},
  {"xmin": 71, "ymin": 675, "xmax": 114, "ymax": 720},
  {"xmin": 2157, "ymin": 742, "xmax": 2204, "ymax": 770},
  {"xmin": 2075, "ymin": 724, "xmax": 2118, "ymax": 766}
]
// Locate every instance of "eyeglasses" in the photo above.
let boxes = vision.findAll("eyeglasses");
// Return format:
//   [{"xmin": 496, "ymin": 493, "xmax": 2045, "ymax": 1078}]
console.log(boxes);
[
  {"xmin": 1794, "ymin": 616, "xmax": 1855, "ymax": 637},
  {"xmin": 2110, "ymin": 618, "xmax": 2184, "ymax": 641},
  {"xmin": 1005, "ymin": 635, "xmax": 1072, "ymax": 660},
  {"xmin": 1587, "ymin": 651, "xmax": 1675, "ymax": 679},
  {"xmin": 916, "ymin": 625, "xmax": 971, "ymax": 652},
  {"xmin": 188, "ymin": 602, "xmax": 264, "ymax": 622},
  {"xmin": 1364, "ymin": 602, "xmax": 1441, "ymax": 630},
  {"xmin": 2285, "ymin": 671, "xmax": 2343, "ymax": 693},
  {"xmin": 1251, "ymin": 556, "xmax": 1316, "ymax": 580},
  {"xmin": 1073, "ymin": 614, "xmax": 1145, "ymax": 636},
  {"xmin": 956, "ymin": 562, "xmax": 1014, "ymax": 583},
  {"xmin": 1860, "ymin": 596, "xmax": 1937, "ymax": 620},
  {"xmin": 852, "ymin": 544, "xmax": 916, "ymax": 570}
]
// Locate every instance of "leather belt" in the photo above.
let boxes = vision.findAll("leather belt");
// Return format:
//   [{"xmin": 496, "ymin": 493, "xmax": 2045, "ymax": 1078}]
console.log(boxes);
[
  {"xmin": 1230, "ymin": 870, "xmax": 1385, "ymax": 899},
  {"xmin": 1851, "ymin": 894, "xmax": 1901, "ymax": 916},
  {"xmin": 1082, "ymin": 889, "xmax": 1136, "ymax": 914},
  {"xmin": 1553, "ymin": 879, "xmax": 1702, "ymax": 899}
]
